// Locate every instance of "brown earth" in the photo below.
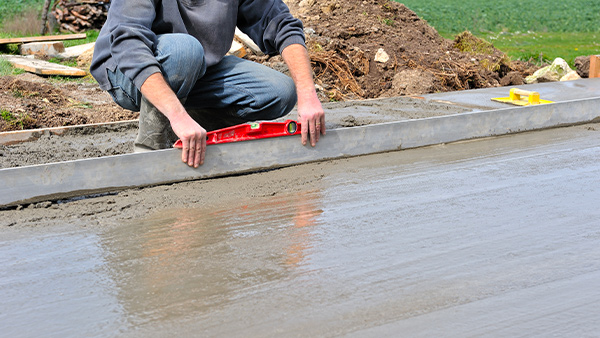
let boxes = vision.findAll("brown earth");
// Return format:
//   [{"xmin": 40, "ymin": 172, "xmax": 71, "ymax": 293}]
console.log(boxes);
[
  {"xmin": 0, "ymin": 74, "xmax": 137, "ymax": 131},
  {"xmin": 0, "ymin": 0, "xmax": 540, "ymax": 132}
]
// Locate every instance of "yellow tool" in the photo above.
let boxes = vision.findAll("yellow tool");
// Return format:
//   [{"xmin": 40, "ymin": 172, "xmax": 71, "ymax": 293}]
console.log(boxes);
[{"xmin": 491, "ymin": 88, "xmax": 554, "ymax": 106}]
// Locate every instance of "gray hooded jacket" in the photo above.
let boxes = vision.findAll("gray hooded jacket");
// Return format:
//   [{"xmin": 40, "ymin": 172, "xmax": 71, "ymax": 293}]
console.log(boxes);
[{"xmin": 90, "ymin": 0, "xmax": 305, "ymax": 91}]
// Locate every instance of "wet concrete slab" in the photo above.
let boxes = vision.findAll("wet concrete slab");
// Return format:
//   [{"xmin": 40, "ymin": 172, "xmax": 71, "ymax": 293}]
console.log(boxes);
[
  {"xmin": 0, "ymin": 96, "xmax": 470, "ymax": 168},
  {"xmin": 423, "ymin": 77, "xmax": 600, "ymax": 111},
  {"xmin": 1, "ymin": 124, "xmax": 600, "ymax": 336}
]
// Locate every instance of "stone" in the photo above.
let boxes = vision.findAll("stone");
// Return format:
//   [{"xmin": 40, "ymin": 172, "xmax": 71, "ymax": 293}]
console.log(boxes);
[
  {"xmin": 560, "ymin": 70, "xmax": 581, "ymax": 81},
  {"xmin": 19, "ymin": 41, "xmax": 65, "ymax": 58},
  {"xmin": 299, "ymin": 0, "xmax": 316, "ymax": 7},
  {"xmin": 525, "ymin": 57, "xmax": 573, "ymax": 84},
  {"xmin": 374, "ymin": 48, "xmax": 389, "ymax": 63}
]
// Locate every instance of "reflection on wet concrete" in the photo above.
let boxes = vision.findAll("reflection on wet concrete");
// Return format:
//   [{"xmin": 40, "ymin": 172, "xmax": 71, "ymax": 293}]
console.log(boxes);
[
  {"xmin": 0, "ymin": 230, "xmax": 124, "ymax": 337},
  {"xmin": 99, "ymin": 191, "xmax": 324, "ymax": 331},
  {"xmin": 2, "ymin": 126, "xmax": 600, "ymax": 337}
]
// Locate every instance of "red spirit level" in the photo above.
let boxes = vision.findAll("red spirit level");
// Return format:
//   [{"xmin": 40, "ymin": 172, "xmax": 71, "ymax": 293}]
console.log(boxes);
[{"xmin": 173, "ymin": 119, "xmax": 301, "ymax": 148}]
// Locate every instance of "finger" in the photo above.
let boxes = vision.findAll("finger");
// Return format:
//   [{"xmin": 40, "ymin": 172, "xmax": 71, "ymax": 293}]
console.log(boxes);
[
  {"xmin": 181, "ymin": 139, "xmax": 189, "ymax": 163},
  {"xmin": 199, "ymin": 133, "xmax": 206, "ymax": 166},
  {"xmin": 194, "ymin": 142, "xmax": 202, "ymax": 168},
  {"xmin": 188, "ymin": 137, "xmax": 196, "ymax": 167},
  {"xmin": 301, "ymin": 118, "xmax": 308, "ymax": 146},
  {"xmin": 320, "ymin": 114, "xmax": 326, "ymax": 135},
  {"xmin": 309, "ymin": 118, "xmax": 317, "ymax": 147}
]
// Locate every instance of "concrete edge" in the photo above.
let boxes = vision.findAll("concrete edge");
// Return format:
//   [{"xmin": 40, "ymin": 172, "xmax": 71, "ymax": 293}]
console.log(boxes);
[
  {"xmin": 1, "ymin": 97, "xmax": 599, "ymax": 207},
  {"xmin": 0, "ymin": 120, "xmax": 138, "ymax": 146}
]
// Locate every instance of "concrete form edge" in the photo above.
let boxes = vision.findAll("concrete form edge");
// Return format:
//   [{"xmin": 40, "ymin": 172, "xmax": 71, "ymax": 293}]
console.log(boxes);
[{"xmin": 1, "ymin": 97, "xmax": 599, "ymax": 207}]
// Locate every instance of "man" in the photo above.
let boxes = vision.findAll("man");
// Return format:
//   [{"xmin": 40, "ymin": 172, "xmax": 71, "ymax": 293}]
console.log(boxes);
[{"xmin": 91, "ymin": 0, "xmax": 325, "ymax": 168}]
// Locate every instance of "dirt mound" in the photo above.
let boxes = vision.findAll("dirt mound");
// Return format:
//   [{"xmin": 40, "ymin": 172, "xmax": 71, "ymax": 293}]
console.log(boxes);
[
  {"xmin": 0, "ymin": 76, "xmax": 137, "ymax": 132},
  {"xmin": 279, "ymin": 0, "xmax": 538, "ymax": 100}
]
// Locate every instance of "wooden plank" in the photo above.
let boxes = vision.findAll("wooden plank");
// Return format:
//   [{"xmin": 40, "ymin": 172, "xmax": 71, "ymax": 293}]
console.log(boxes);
[
  {"xmin": 0, "ymin": 34, "xmax": 87, "ymax": 45},
  {"xmin": 19, "ymin": 42, "xmax": 65, "ymax": 58},
  {"xmin": 589, "ymin": 55, "xmax": 600, "ymax": 78},
  {"xmin": 0, "ymin": 55, "xmax": 86, "ymax": 77},
  {"xmin": 2, "ymin": 96, "xmax": 600, "ymax": 207},
  {"xmin": 0, "ymin": 120, "xmax": 137, "ymax": 146},
  {"xmin": 235, "ymin": 27, "xmax": 263, "ymax": 55},
  {"xmin": 57, "ymin": 42, "xmax": 95, "ymax": 59},
  {"xmin": 228, "ymin": 40, "xmax": 246, "ymax": 58}
]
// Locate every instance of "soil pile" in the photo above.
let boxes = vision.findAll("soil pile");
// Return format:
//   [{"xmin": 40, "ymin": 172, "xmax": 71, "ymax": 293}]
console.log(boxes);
[
  {"xmin": 0, "ymin": 75, "xmax": 136, "ymax": 132},
  {"xmin": 280, "ymin": 0, "xmax": 538, "ymax": 100}
]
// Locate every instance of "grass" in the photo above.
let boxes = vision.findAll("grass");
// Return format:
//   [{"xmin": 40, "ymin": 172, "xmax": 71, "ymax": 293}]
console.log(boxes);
[
  {"xmin": 480, "ymin": 31, "xmax": 600, "ymax": 66},
  {"xmin": 395, "ymin": 0, "xmax": 600, "ymax": 66},
  {"xmin": 1, "ymin": 108, "xmax": 35, "ymax": 130},
  {"xmin": 395, "ymin": 0, "xmax": 600, "ymax": 34},
  {"xmin": 0, "ymin": 58, "xmax": 25, "ymax": 76},
  {"xmin": 0, "ymin": 0, "xmax": 44, "ymax": 26}
]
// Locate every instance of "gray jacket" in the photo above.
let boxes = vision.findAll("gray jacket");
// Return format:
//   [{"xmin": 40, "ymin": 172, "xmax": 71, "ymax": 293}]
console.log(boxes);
[{"xmin": 91, "ymin": 0, "xmax": 305, "ymax": 91}]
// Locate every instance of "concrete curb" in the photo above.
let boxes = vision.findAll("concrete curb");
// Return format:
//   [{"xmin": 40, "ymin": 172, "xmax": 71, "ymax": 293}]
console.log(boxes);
[{"xmin": 1, "ymin": 96, "xmax": 599, "ymax": 207}]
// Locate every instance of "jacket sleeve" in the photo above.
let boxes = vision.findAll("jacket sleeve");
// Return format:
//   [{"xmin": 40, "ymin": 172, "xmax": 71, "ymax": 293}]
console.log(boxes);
[
  {"xmin": 104, "ymin": 0, "xmax": 161, "ymax": 90},
  {"xmin": 237, "ymin": 0, "xmax": 306, "ymax": 55}
]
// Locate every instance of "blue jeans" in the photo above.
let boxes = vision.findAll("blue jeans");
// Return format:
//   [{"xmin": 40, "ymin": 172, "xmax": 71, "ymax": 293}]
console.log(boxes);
[{"xmin": 107, "ymin": 33, "xmax": 297, "ymax": 123}]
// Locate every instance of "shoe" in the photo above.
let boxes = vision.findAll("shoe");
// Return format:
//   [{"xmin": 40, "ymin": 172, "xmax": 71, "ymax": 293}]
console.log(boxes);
[{"xmin": 134, "ymin": 97, "xmax": 178, "ymax": 151}]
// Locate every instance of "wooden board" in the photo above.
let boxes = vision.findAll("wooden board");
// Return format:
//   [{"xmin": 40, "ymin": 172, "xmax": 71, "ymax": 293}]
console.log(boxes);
[
  {"xmin": 58, "ymin": 42, "xmax": 95, "ymax": 59},
  {"xmin": 590, "ymin": 55, "xmax": 600, "ymax": 79},
  {"xmin": 227, "ymin": 40, "xmax": 246, "ymax": 58},
  {"xmin": 0, "ymin": 55, "xmax": 86, "ymax": 77},
  {"xmin": 0, "ymin": 34, "xmax": 87, "ymax": 45}
]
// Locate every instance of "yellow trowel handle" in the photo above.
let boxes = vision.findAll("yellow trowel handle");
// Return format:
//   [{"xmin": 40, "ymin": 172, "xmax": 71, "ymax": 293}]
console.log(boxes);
[{"xmin": 510, "ymin": 88, "xmax": 541, "ymax": 105}]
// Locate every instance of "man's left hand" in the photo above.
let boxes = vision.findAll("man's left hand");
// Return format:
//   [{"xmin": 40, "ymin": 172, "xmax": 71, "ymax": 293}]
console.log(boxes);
[{"xmin": 298, "ymin": 95, "xmax": 326, "ymax": 147}]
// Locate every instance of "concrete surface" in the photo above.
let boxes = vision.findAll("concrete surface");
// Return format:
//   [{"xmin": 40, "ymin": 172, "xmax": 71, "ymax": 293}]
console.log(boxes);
[
  {"xmin": 423, "ymin": 77, "xmax": 600, "ymax": 110},
  {"xmin": 1, "ymin": 123, "xmax": 599, "ymax": 336}
]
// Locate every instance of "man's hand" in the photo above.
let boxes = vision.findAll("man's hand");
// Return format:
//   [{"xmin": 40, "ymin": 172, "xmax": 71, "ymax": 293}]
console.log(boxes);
[
  {"xmin": 297, "ymin": 93, "xmax": 325, "ymax": 147},
  {"xmin": 169, "ymin": 113, "xmax": 207, "ymax": 168},
  {"xmin": 282, "ymin": 44, "xmax": 325, "ymax": 147},
  {"xmin": 141, "ymin": 73, "xmax": 206, "ymax": 167}
]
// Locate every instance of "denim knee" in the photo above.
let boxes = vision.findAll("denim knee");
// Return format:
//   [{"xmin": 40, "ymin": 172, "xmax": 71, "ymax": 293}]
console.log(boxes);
[
  {"xmin": 240, "ymin": 73, "xmax": 297, "ymax": 121},
  {"xmin": 271, "ymin": 75, "xmax": 297, "ymax": 118},
  {"xmin": 155, "ymin": 34, "xmax": 206, "ymax": 98}
]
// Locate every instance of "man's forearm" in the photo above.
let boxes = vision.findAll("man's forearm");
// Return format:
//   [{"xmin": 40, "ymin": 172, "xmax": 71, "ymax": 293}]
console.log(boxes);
[
  {"xmin": 281, "ymin": 43, "xmax": 325, "ymax": 146},
  {"xmin": 281, "ymin": 44, "xmax": 318, "ymax": 103},
  {"xmin": 140, "ymin": 72, "xmax": 188, "ymax": 122},
  {"xmin": 140, "ymin": 72, "xmax": 207, "ymax": 167}
]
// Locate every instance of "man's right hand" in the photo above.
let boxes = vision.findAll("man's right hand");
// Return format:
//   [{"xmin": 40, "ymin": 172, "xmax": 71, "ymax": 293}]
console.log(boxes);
[
  {"xmin": 169, "ymin": 113, "xmax": 207, "ymax": 168},
  {"xmin": 141, "ymin": 73, "xmax": 206, "ymax": 168}
]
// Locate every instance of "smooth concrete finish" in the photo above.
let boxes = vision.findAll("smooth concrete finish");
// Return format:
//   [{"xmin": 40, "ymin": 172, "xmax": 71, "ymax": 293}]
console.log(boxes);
[
  {"xmin": 2, "ymin": 96, "xmax": 600, "ymax": 207},
  {"xmin": 424, "ymin": 77, "xmax": 600, "ymax": 110},
  {"xmin": 2, "ymin": 125, "xmax": 599, "ymax": 336}
]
